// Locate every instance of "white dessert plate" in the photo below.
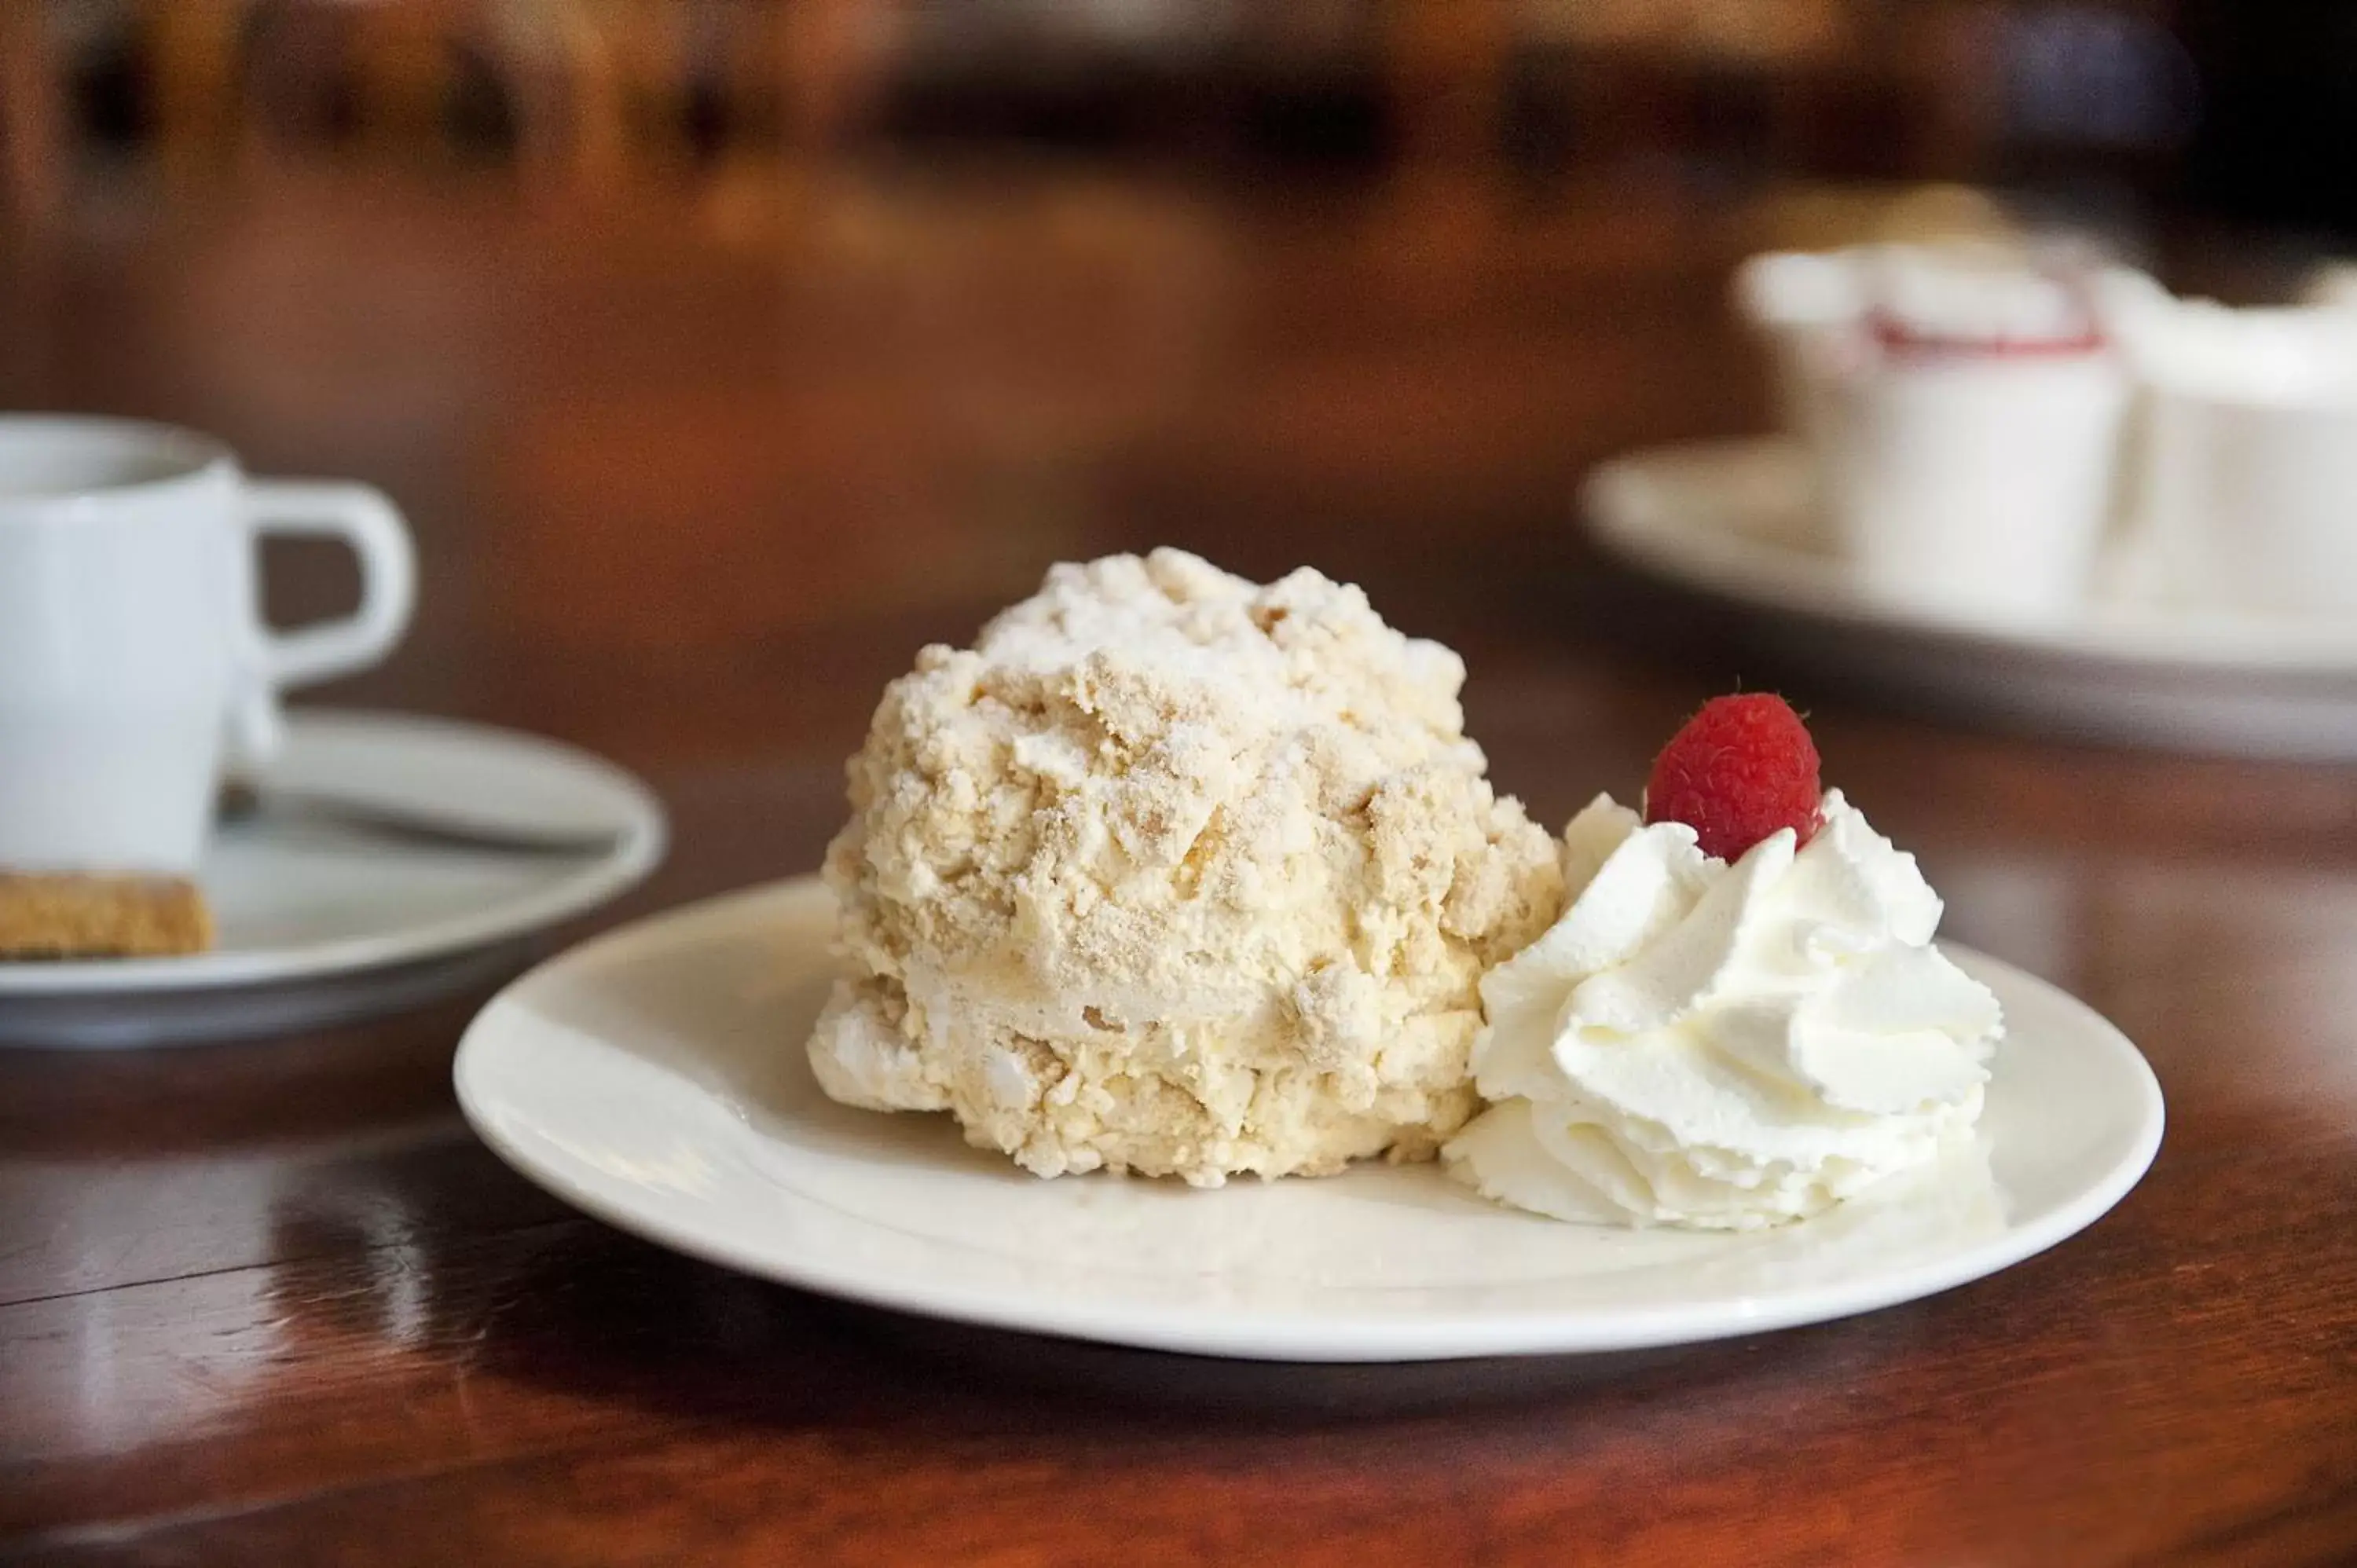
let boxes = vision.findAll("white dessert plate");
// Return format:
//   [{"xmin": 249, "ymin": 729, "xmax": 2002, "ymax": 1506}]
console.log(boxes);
[
  {"xmin": 1584, "ymin": 438, "xmax": 2357, "ymax": 760},
  {"xmin": 454, "ymin": 875, "xmax": 2164, "ymax": 1364},
  {"xmin": 0, "ymin": 710, "xmax": 665, "ymax": 1049}
]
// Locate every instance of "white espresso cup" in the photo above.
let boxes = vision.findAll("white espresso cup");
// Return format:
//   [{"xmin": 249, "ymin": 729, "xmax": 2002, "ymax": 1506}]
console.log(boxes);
[
  {"xmin": 2135, "ymin": 305, "xmax": 2357, "ymax": 618},
  {"xmin": 1823, "ymin": 346, "xmax": 2130, "ymax": 621},
  {"xmin": 1748, "ymin": 248, "xmax": 2136, "ymax": 620},
  {"xmin": 0, "ymin": 416, "xmax": 415, "ymax": 876}
]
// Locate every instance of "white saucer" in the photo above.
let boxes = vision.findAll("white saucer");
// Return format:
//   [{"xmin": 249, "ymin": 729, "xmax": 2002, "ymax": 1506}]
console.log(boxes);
[
  {"xmin": 0, "ymin": 710, "xmax": 665, "ymax": 1049},
  {"xmin": 455, "ymin": 876, "xmax": 2164, "ymax": 1364},
  {"xmin": 1584, "ymin": 438, "xmax": 2357, "ymax": 760}
]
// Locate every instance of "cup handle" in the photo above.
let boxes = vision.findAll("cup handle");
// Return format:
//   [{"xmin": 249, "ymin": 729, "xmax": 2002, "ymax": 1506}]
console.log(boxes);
[{"xmin": 244, "ymin": 479, "xmax": 417, "ymax": 690}]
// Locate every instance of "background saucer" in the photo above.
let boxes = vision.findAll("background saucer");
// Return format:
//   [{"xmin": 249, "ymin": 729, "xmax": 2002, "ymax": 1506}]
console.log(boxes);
[
  {"xmin": 0, "ymin": 709, "xmax": 665, "ymax": 1048},
  {"xmin": 1584, "ymin": 437, "xmax": 2357, "ymax": 760}
]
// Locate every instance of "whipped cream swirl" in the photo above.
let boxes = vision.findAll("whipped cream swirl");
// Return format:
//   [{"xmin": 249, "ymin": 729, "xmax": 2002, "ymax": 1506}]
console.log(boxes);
[{"xmin": 1445, "ymin": 790, "xmax": 2002, "ymax": 1230}]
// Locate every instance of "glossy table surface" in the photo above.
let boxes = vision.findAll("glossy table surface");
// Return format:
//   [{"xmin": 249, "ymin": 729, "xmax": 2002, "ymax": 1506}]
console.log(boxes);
[{"xmin": 3, "ymin": 165, "xmax": 2354, "ymax": 1566}]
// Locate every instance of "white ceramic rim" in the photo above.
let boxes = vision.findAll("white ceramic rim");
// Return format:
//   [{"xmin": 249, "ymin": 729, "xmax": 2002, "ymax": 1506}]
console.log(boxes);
[
  {"xmin": 0, "ymin": 415, "xmax": 237, "ymax": 519},
  {"xmin": 454, "ymin": 880, "xmax": 2165, "ymax": 1363},
  {"xmin": 0, "ymin": 710, "xmax": 667, "ymax": 996},
  {"xmin": 1582, "ymin": 436, "xmax": 2357, "ymax": 676}
]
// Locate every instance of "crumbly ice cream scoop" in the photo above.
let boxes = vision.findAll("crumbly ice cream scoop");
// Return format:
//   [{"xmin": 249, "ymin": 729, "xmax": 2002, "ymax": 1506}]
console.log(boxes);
[{"xmin": 808, "ymin": 548, "xmax": 1564, "ymax": 1185}]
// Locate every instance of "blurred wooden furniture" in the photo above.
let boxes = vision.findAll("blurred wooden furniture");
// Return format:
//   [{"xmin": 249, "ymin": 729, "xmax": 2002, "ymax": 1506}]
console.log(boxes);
[
  {"xmin": 144, "ymin": 0, "xmax": 545, "ymax": 177},
  {"xmin": 1, "ymin": 138, "xmax": 2354, "ymax": 1568},
  {"xmin": 22, "ymin": 0, "xmax": 2044, "ymax": 208},
  {"xmin": 146, "ymin": 0, "xmax": 244, "ymax": 178},
  {"xmin": 96, "ymin": 0, "xmax": 908, "ymax": 201},
  {"xmin": 0, "ymin": 0, "xmax": 66, "ymax": 218},
  {"xmin": 1509, "ymin": 0, "xmax": 2013, "ymax": 184},
  {"xmin": 1390, "ymin": 0, "xmax": 1513, "ymax": 175},
  {"xmin": 136, "ymin": 0, "xmax": 640, "ymax": 189}
]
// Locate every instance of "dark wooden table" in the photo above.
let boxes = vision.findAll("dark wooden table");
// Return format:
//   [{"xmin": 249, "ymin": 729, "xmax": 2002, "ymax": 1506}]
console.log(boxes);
[{"xmin": 3, "ymin": 164, "xmax": 2355, "ymax": 1566}]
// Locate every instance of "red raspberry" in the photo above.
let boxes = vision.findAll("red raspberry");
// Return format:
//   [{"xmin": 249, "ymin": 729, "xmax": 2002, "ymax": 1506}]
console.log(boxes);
[{"xmin": 1643, "ymin": 694, "xmax": 1823, "ymax": 863}]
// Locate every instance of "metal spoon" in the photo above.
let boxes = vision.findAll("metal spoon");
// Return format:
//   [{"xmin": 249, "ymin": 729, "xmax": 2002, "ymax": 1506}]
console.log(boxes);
[{"xmin": 216, "ymin": 779, "xmax": 626, "ymax": 856}]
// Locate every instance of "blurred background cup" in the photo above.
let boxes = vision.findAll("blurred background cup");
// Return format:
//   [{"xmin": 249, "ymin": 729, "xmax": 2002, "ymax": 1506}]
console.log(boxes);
[
  {"xmin": 2136, "ymin": 304, "xmax": 2357, "ymax": 619},
  {"xmin": 0, "ymin": 417, "xmax": 415, "ymax": 877},
  {"xmin": 1733, "ymin": 247, "xmax": 1863, "ymax": 545},
  {"xmin": 1733, "ymin": 194, "xmax": 2029, "ymax": 522},
  {"xmin": 1815, "ymin": 255, "xmax": 2131, "ymax": 621}
]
